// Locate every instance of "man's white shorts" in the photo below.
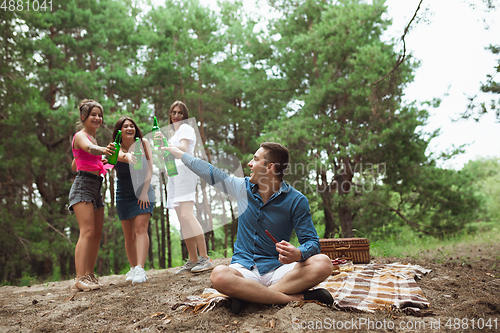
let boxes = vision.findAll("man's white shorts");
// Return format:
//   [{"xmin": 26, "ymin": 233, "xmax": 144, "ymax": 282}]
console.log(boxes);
[{"xmin": 228, "ymin": 262, "xmax": 297, "ymax": 287}]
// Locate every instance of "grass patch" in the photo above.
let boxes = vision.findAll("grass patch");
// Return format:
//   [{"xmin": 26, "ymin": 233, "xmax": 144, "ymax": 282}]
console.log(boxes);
[{"xmin": 370, "ymin": 223, "xmax": 500, "ymax": 259}]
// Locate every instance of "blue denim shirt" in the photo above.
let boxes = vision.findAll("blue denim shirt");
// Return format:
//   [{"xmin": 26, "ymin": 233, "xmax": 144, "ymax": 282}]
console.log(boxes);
[{"xmin": 181, "ymin": 154, "xmax": 321, "ymax": 275}]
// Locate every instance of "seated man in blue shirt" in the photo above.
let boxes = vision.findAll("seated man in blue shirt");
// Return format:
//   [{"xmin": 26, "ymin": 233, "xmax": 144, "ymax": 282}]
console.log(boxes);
[{"xmin": 163, "ymin": 142, "xmax": 333, "ymax": 314}]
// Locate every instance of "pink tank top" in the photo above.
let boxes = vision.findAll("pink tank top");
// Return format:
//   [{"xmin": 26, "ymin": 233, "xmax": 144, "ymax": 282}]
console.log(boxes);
[{"xmin": 72, "ymin": 133, "xmax": 114, "ymax": 175}]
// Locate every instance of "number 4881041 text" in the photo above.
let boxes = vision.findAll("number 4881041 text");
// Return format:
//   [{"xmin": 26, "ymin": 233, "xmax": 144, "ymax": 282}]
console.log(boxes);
[{"xmin": 1, "ymin": 0, "xmax": 53, "ymax": 12}]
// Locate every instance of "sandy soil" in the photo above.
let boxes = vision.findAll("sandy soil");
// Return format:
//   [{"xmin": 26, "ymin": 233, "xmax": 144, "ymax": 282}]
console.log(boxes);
[{"xmin": 1, "ymin": 241, "xmax": 499, "ymax": 333}]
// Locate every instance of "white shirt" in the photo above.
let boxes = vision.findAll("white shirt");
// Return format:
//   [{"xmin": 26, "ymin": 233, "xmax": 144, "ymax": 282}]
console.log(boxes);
[{"xmin": 169, "ymin": 124, "xmax": 196, "ymax": 164}]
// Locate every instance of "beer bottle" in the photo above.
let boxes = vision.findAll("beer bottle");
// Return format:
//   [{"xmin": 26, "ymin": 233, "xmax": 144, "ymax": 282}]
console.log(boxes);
[
  {"xmin": 108, "ymin": 130, "xmax": 121, "ymax": 165},
  {"xmin": 152, "ymin": 116, "xmax": 162, "ymax": 148},
  {"xmin": 163, "ymin": 137, "xmax": 178, "ymax": 177},
  {"xmin": 133, "ymin": 137, "xmax": 143, "ymax": 170}
]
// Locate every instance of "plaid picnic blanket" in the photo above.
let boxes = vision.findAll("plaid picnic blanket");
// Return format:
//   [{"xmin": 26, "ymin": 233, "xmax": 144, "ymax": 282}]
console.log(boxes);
[
  {"xmin": 318, "ymin": 263, "xmax": 431, "ymax": 313},
  {"xmin": 171, "ymin": 288, "xmax": 229, "ymax": 314},
  {"xmin": 172, "ymin": 263, "xmax": 431, "ymax": 314}
]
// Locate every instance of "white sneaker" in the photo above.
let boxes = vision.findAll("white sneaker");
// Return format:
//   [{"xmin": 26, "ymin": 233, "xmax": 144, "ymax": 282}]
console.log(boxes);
[
  {"xmin": 132, "ymin": 265, "xmax": 147, "ymax": 284},
  {"xmin": 125, "ymin": 266, "xmax": 136, "ymax": 281}
]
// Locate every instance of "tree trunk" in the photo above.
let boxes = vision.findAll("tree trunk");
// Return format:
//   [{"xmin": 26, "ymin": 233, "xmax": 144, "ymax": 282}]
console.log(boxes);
[
  {"xmin": 167, "ymin": 207, "xmax": 171, "ymax": 268},
  {"xmin": 322, "ymin": 195, "xmax": 337, "ymax": 238},
  {"xmin": 197, "ymin": 58, "xmax": 211, "ymax": 162},
  {"xmin": 1, "ymin": 254, "xmax": 9, "ymax": 282},
  {"xmin": 113, "ymin": 244, "xmax": 120, "ymax": 275},
  {"xmin": 160, "ymin": 174, "xmax": 167, "ymax": 268},
  {"xmin": 317, "ymin": 171, "xmax": 337, "ymax": 238},
  {"xmin": 69, "ymin": 226, "xmax": 76, "ymax": 276},
  {"xmin": 155, "ymin": 217, "xmax": 161, "ymax": 268},
  {"xmin": 201, "ymin": 183, "xmax": 214, "ymax": 252},
  {"xmin": 163, "ymin": 174, "xmax": 172, "ymax": 268},
  {"xmin": 179, "ymin": 71, "xmax": 185, "ymax": 97},
  {"xmin": 97, "ymin": 228, "xmax": 107, "ymax": 276},
  {"xmin": 108, "ymin": 170, "xmax": 115, "ymax": 214},
  {"xmin": 338, "ymin": 201, "xmax": 353, "ymax": 238},
  {"xmin": 337, "ymin": 157, "xmax": 354, "ymax": 237},
  {"xmin": 181, "ymin": 239, "xmax": 188, "ymax": 261},
  {"xmin": 134, "ymin": 91, "xmax": 140, "ymax": 112},
  {"xmin": 224, "ymin": 224, "xmax": 228, "ymax": 257},
  {"xmin": 48, "ymin": 25, "xmax": 57, "ymax": 109},
  {"xmin": 160, "ymin": 203, "xmax": 165, "ymax": 268},
  {"xmin": 231, "ymin": 219, "xmax": 238, "ymax": 254},
  {"xmin": 148, "ymin": 223, "xmax": 153, "ymax": 266},
  {"xmin": 221, "ymin": 194, "xmax": 228, "ymax": 257},
  {"xmin": 58, "ymin": 253, "xmax": 67, "ymax": 280},
  {"xmin": 43, "ymin": 258, "xmax": 52, "ymax": 278},
  {"xmin": 157, "ymin": 174, "xmax": 165, "ymax": 269},
  {"xmin": 229, "ymin": 200, "xmax": 237, "ymax": 253}
]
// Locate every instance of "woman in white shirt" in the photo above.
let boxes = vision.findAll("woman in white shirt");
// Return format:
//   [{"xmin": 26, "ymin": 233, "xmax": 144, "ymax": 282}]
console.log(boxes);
[{"xmin": 160, "ymin": 101, "xmax": 214, "ymax": 274}]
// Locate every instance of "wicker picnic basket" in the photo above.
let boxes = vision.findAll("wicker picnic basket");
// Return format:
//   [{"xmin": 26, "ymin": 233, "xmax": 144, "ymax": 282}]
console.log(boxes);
[{"xmin": 320, "ymin": 238, "xmax": 370, "ymax": 264}]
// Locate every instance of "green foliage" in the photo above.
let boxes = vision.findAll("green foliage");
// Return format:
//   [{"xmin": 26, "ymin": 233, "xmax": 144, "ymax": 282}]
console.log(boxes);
[
  {"xmin": 0, "ymin": 0, "xmax": 497, "ymax": 285},
  {"xmin": 464, "ymin": 44, "xmax": 500, "ymax": 120},
  {"xmin": 0, "ymin": 0, "xmax": 144, "ymax": 284},
  {"xmin": 458, "ymin": 1, "xmax": 499, "ymax": 120},
  {"xmin": 261, "ymin": 0, "xmax": 481, "ymax": 239},
  {"xmin": 371, "ymin": 223, "xmax": 500, "ymax": 259},
  {"xmin": 462, "ymin": 157, "xmax": 500, "ymax": 222}
]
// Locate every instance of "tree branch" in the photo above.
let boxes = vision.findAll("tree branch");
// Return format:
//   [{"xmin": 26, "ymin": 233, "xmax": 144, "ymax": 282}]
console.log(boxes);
[
  {"xmin": 36, "ymin": 210, "xmax": 72, "ymax": 245},
  {"xmin": 371, "ymin": 202, "xmax": 433, "ymax": 236},
  {"xmin": 371, "ymin": 0, "xmax": 424, "ymax": 86},
  {"xmin": 11, "ymin": 231, "xmax": 31, "ymax": 261}
]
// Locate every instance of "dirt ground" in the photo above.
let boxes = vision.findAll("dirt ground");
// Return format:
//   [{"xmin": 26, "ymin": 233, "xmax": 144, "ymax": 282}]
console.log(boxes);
[{"xmin": 1, "ymin": 241, "xmax": 499, "ymax": 333}]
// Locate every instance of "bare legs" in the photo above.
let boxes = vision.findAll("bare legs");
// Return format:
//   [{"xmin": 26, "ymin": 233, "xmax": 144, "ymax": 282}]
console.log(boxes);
[
  {"xmin": 121, "ymin": 213, "xmax": 151, "ymax": 268},
  {"xmin": 210, "ymin": 254, "xmax": 332, "ymax": 304},
  {"xmin": 73, "ymin": 203, "xmax": 104, "ymax": 276},
  {"xmin": 174, "ymin": 201, "xmax": 208, "ymax": 262}
]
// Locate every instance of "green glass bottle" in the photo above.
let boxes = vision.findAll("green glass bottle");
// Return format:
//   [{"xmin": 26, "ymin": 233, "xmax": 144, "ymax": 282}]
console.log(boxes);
[
  {"xmin": 163, "ymin": 137, "xmax": 178, "ymax": 177},
  {"xmin": 108, "ymin": 130, "xmax": 121, "ymax": 165},
  {"xmin": 133, "ymin": 137, "xmax": 142, "ymax": 170},
  {"xmin": 152, "ymin": 116, "xmax": 162, "ymax": 148}
]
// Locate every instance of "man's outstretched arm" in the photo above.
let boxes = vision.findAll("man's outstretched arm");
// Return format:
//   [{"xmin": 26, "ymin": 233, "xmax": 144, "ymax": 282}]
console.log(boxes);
[{"xmin": 162, "ymin": 146, "xmax": 245, "ymax": 198}]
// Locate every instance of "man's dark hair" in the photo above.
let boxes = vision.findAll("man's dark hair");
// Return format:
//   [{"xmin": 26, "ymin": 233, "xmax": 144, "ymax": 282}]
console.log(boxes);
[{"xmin": 260, "ymin": 142, "xmax": 289, "ymax": 179}]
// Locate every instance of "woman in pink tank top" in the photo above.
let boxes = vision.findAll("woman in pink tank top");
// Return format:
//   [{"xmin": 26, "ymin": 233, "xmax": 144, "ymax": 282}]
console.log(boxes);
[{"xmin": 68, "ymin": 99, "xmax": 116, "ymax": 292}]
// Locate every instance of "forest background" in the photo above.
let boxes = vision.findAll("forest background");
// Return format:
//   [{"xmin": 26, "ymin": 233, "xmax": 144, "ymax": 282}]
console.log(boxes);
[{"xmin": 1, "ymin": 0, "xmax": 499, "ymax": 286}]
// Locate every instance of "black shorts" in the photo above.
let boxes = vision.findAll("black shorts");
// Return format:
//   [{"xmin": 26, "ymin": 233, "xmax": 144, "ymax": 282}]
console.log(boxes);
[{"xmin": 68, "ymin": 171, "xmax": 104, "ymax": 211}]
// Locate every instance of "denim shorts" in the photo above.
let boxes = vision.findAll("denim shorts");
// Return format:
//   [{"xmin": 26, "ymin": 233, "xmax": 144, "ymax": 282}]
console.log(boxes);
[{"xmin": 68, "ymin": 171, "xmax": 104, "ymax": 211}]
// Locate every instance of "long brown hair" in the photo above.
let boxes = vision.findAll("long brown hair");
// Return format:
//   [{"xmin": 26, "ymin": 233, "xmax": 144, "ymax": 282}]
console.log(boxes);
[
  {"xmin": 168, "ymin": 101, "xmax": 189, "ymax": 124},
  {"xmin": 112, "ymin": 116, "xmax": 151, "ymax": 160},
  {"xmin": 112, "ymin": 116, "xmax": 144, "ymax": 142}
]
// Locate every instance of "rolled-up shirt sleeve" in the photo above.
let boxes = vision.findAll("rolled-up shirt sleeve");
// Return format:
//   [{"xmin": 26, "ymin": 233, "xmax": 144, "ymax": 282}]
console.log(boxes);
[
  {"xmin": 292, "ymin": 195, "xmax": 321, "ymax": 261},
  {"xmin": 181, "ymin": 153, "xmax": 244, "ymax": 199}
]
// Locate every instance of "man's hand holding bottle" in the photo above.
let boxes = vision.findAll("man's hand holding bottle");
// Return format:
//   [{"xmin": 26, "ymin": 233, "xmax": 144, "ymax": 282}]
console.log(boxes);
[{"xmin": 161, "ymin": 146, "xmax": 184, "ymax": 159}]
